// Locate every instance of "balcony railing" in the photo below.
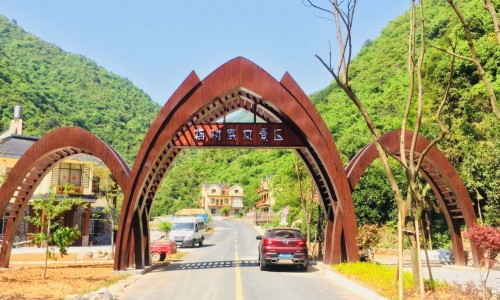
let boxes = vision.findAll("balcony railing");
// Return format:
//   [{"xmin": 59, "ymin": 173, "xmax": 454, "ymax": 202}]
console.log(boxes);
[
  {"xmin": 256, "ymin": 199, "xmax": 269, "ymax": 207},
  {"xmin": 256, "ymin": 187, "xmax": 267, "ymax": 194}
]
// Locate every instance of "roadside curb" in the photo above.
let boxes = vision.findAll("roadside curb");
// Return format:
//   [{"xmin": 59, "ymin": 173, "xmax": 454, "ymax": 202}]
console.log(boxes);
[{"xmin": 65, "ymin": 263, "xmax": 166, "ymax": 299}]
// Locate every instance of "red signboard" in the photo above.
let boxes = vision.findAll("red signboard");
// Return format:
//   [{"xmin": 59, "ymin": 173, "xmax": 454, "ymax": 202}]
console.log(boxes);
[{"xmin": 172, "ymin": 123, "xmax": 305, "ymax": 148}]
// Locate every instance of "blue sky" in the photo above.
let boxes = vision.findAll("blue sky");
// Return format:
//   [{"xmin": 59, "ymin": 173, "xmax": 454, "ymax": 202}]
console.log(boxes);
[{"xmin": 0, "ymin": 1, "xmax": 409, "ymax": 105}]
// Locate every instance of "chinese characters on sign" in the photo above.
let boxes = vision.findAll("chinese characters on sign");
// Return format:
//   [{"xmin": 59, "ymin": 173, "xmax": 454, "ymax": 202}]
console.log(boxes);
[
  {"xmin": 193, "ymin": 127, "xmax": 285, "ymax": 143},
  {"xmin": 174, "ymin": 123, "xmax": 304, "ymax": 148},
  {"xmin": 194, "ymin": 128, "xmax": 205, "ymax": 141}
]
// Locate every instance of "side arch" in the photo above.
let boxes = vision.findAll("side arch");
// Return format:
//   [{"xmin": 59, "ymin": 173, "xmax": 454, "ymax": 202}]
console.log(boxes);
[
  {"xmin": 0, "ymin": 127, "xmax": 131, "ymax": 267},
  {"xmin": 345, "ymin": 130, "xmax": 478, "ymax": 266},
  {"xmin": 115, "ymin": 57, "xmax": 358, "ymax": 270}
]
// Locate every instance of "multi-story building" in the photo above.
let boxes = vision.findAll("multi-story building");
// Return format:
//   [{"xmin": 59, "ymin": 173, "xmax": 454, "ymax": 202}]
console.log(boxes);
[
  {"xmin": 199, "ymin": 183, "xmax": 244, "ymax": 216},
  {"xmin": 255, "ymin": 177, "xmax": 275, "ymax": 224},
  {"xmin": 0, "ymin": 106, "xmax": 113, "ymax": 246}
]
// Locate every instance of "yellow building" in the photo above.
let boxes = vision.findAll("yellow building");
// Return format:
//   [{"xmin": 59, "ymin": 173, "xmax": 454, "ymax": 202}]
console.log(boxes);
[
  {"xmin": 255, "ymin": 177, "xmax": 275, "ymax": 224},
  {"xmin": 199, "ymin": 183, "xmax": 244, "ymax": 216}
]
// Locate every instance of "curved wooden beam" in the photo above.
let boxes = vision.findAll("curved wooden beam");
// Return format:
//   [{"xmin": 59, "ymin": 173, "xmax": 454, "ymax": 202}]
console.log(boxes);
[
  {"xmin": 0, "ymin": 127, "xmax": 130, "ymax": 267},
  {"xmin": 346, "ymin": 129, "xmax": 478, "ymax": 266},
  {"xmin": 115, "ymin": 57, "xmax": 359, "ymax": 270}
]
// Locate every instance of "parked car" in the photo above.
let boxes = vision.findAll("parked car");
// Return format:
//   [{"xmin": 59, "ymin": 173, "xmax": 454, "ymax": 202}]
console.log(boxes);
[
  {"xmin": 168, "ymin": 217, "xmax": 205, "ymax": 247},
  {"xmin": 256, "ymin": 228, "xmax": 309, "ymax": 271}
]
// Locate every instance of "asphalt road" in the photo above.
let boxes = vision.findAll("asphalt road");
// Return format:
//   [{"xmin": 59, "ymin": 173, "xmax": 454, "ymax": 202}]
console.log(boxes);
[{"xmin": 117, "ymin": 220, "xmax": 369, "ymax": 300}]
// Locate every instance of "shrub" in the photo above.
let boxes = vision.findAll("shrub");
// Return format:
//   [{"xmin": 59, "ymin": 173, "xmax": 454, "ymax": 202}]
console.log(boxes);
[
  {"xmin": 159, "ymin": 221, "xmax": 173, "ymax": 234},
  {"xmin": 463, "ymin": 223, "xmax": 500, "ymax": 300}
]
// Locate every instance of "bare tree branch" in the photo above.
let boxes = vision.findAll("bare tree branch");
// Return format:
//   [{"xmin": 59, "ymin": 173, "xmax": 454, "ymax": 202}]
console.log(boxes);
[
  {"xmin": 315, "ymin": 53, "xmax": 405, "ymax": 204},
  {"xmin": 416, "ymin": 38, "xmax": 456, "ymax": 171},
  {"xmin": 303, "ymin": 0, "xmax": 334, "ymax": 15},
  {"xmin": 401, "ymin": 0, "xmax": 417, "ymax": 171},
  {"xmin": 429, "ymin": 44, "xmax": 474, "ymax": 62},
  {"xmin": 447, "ymin": 0, "xmax": 500, "ymax": 119},
  {"xmin": 484, "ymin": 0, "xmax": 500, "ymax": 44},
  {"xmin": 409, "ymin": 0, "xmax": 426, "ymax": 182},
  {"xmin": 333, "ymin": 0, "xmax": 348, "ymax": 81}
]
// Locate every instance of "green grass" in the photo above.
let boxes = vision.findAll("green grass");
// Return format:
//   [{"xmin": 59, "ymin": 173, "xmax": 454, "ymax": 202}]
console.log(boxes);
[
  {"xmin": 333, "ymin": 262, "xmax": 494, "ymax": 299},
  {"xmin": 333, "ymin": 262, "xmax": 414, "ymax": 299}
]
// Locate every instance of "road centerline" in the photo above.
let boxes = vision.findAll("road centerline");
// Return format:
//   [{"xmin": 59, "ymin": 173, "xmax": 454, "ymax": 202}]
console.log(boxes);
[{"xmin": 235, "ymin": 228, "xmax": 243, "ymax": 300}]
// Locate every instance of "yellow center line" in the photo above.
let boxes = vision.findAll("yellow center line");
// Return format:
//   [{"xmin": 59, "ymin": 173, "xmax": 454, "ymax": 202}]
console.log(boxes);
[{"xmin": 235, "ymin": 229, "xmax": 243, "ymax": 300}]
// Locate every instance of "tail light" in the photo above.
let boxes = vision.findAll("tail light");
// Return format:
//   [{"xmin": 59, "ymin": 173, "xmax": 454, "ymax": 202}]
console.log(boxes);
[
  {"xmin": 263, "ymin": 238, "xmax": 274, "ymax": 246},
  {"xmin": 296, "ymin": 240, "xmax": 306, "ymax": 246}
]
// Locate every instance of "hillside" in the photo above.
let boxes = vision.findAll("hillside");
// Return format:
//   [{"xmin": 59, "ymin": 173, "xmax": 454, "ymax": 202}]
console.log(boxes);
[
  {"xmin": 0, "ymin": 15, "xmax": 160, "ymax": 164},
  {"xmin": 310, "ymin": 0, "xmax": 499, "ymax": 224}
]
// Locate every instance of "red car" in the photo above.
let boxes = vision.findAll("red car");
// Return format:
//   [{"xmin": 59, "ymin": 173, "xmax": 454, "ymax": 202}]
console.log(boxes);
[{"xmin": 256, "ymin": 228, "xmax": 309, "ymax": 271}]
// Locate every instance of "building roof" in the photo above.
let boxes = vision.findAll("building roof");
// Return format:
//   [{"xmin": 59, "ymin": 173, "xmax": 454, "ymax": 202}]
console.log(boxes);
[
  {"xmin": 203, "ymin": 183, "xmax": 234, "ymax": 190},
  {"xmin": 0, "ymin": 134, "xmax": 103, "ymax": 164},
  {"xmin": 0, "ymin": 134, "xmax": 39, "ymax": 158},
  {"xmin": 175, "ymin": 208, "xmax": 207, "ymax": 216}
]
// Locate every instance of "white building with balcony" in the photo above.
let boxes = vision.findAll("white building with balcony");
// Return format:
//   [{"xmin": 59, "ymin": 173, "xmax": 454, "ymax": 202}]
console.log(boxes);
[{"xmin": 199, "ymin": 183, "xmax": 244, "ymax": 216}]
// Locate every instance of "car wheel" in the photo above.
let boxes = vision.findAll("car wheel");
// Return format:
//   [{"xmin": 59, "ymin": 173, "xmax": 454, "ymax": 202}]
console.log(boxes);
[
  {"xmin": 192, "ymin": 239, "xmax": 196, "ymax": 248},
  {"xmin": 199, "ymin": 237, "xmax": 204, "ymax": 247},
  {"xmin": 151, "ymin": 252, "xmax": 160, "ymax": 262},
  {"xmin": 299, "ymin": 264, "xmax": 308, "ymax": 272},
  {"xmin": 260, "ymin": 256, "xmax": 267, "ymax": 271},
  {"xmin": 159, "ymin": 253, "xmax": 167, "ymax": 261}
]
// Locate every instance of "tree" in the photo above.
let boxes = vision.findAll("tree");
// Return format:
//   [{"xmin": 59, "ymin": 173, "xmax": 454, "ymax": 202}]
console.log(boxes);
[
  {"xmin": 159, "ymin": 221, "xmax": 173, "ymax": 235},
  {"xmin": 357, "ymin": 224, "xmax": 382, "ymax": 262},
  {"xmin": 25, "ymin": 186, "xmax": 83, "ymax": 279},
  {"xmin": 98, "ymin": 174, "xmax": 121, "ymax": 259},
  {"xmin": 303, "ymin": 0, "xmax": 456, "ymax": 297},
  {"xmin": 220, "ymin": 206, "xmax": 231, "ymax": 217},
  {"xmin": 293, "ymin": 153, "xmax": 315, "ymax": 246},
  {"xmin": 463, "ymin": 224, "xmax": 500, "ymax": 300}
]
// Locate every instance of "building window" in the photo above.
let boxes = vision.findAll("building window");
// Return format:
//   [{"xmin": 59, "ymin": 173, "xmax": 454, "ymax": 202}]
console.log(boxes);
[
  {"xmin": 235, "ymin": 190, "xmax": 239, "ymax": 193},
  {"xmin": 211, "ymin": 208, "xmax": 216, "ymax": 214},
  {"xmin": 211, "ymin": 189, "xmax": 216, "ymax": 193},
  {"xmin": 232, "ymin": 197, "xmax": 243, "ymax": 207},
  {"xmin": 234, "ymin": 209, "xmax": 239, "ymax": 214},
  {"xmin": 59, "ymin": 163, "xmax": 82, "ymax": 186},
  {"xmin": 92, "ymin": 176, "xmax": 100, "ymax": 195},
  {"xmin": 90, "ymin": 220, "xmax": 103, "ymax": 238}
]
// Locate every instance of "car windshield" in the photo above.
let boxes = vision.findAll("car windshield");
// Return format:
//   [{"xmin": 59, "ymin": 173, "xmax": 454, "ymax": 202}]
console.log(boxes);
[
  {"xmin": 266, "ymin": 230, "xmax": 303, "ymax": 239},
  {"xmin": 172, "ymin": 223, "xmax": 194, "ymax": 231}
]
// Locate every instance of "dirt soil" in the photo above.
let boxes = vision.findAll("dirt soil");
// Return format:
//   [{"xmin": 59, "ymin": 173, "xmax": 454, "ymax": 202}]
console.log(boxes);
[{"xmin": 0, "ymin": 253, "xmax": 126, "ymax": 300}]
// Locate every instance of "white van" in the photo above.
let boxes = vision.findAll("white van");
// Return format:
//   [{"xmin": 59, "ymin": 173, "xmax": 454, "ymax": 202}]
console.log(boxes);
[{"xmin": 168, "ymin": 217, "xmax": 205, "ymax": 247}]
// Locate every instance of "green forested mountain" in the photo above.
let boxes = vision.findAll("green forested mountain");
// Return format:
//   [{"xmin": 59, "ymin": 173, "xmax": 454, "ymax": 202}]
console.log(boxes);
[
  {"xmin": 1, "ymin": 0, "xmax": 498, "ymax": 233},
  {"xmin": 0, "ymin": 15, "xmax": 160, "ymax": 163}
]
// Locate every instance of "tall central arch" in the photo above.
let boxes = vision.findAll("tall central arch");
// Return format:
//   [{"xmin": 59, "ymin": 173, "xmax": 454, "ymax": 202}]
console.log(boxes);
[{"xmin": 114, "ymin": 57, "xmax": 359, "ymax": 270}]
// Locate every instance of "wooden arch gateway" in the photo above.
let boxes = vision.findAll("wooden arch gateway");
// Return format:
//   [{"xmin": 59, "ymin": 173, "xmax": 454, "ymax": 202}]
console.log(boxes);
[
  {"xmin": 0, "ymin": 57, "xmax": 478, "ymax": 271},
  {"xmin": 115, "ymin": 57, "xmax": 359, "ymax": 270},
  {"xmin": 345, "ymin": 130, "xmax": 479, "ymax": 266},
  {"xmin": 0, "ymin": 127, "xmax": 131, "ymax": 267}
]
